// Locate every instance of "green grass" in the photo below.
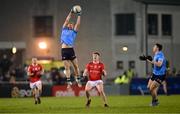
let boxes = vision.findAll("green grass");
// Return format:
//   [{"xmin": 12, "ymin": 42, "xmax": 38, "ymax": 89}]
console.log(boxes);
[{"xmin": 0, "ymin": 95, "xmax": 180, "ymax": 114}]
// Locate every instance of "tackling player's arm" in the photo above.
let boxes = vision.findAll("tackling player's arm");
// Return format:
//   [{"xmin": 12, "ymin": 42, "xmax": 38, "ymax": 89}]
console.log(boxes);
[
  {"xmin": 74, "ymin": 14, "xmax": 81, "ymax": 32},
  {"xmin": 63, "ymin": 11, "xmax": 73, "ymax": 28}
]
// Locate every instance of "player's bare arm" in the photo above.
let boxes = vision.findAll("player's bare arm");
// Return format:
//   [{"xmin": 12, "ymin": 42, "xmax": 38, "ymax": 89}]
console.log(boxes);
[
  {"xmin": 74, "ymin": 15, "xmax": 81, "ymax": 31},
  {"xmin": 40, "ymin": 69, "xmax": 44, "ymax": 75},
  {"xmin": 27, "ymin": 70, "xmax": 34, "ymax": 77},
  {"xmin": 102, "ymin": 70, "xmax": 107, "ymax": 76},
  {"xmin": 83, "ymin": 69, "xmax": 88, "ymax": 77},
  {"xmin": 147, "ymin": 59, "xmax": 163, "ymax": 67},
  {"xmin": 63, "ymin": 11, "xmax": 73, "ymax": 28}
]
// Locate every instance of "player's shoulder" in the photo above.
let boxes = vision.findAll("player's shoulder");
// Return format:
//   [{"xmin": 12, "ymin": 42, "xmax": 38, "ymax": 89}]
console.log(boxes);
[
  {"xmin": 88, "ymin": 62, "xmax": 104, "ymax": 65},
  {"xmin": 157, "ymin": 51, "xmax": 165, "ymax": 58},
  {"xmin": 28, "ymin": 64, "xmax": 33, "ymax": 68},
  {"xmin": 37, "ymin": 64, "xmax": 42, "ymax": 67},
  {"xmin": 27, "ymin": 65, "xmax": 33, "ymax": 70}
]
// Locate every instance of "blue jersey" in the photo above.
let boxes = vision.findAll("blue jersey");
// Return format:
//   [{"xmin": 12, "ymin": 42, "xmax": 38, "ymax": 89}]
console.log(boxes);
[
  {"xmin": 60, "ymin": 27, "xmax": 77, "ymax": 46},
  {"xmin": 153, "ymin": 51, "xmax": 166, "ymax": 76}
]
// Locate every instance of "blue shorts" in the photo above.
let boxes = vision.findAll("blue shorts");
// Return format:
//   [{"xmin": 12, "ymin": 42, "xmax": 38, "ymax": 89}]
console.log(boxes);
[{"xmin": 151, "ymin": 74, "xmax": 166, "ymax": 84}]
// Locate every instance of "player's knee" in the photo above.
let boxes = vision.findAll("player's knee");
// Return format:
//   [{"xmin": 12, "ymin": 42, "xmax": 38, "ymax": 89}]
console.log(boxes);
[
  {"xmin": 85, "ymin": 88, "xmax": 90, "ymax": 92},
  {"xmin": 64, "ymin": 66, "xmax": 70, "ymax": 71},
  {"xmin": 149, "ymin": 85, "xmax": 155, "ymax": 92},
  {"xmin": 149, "ymin": 88, "xmax": 153, "ymax": 92},
  {"xmin": 32, "ymin": 91, "xmax": 35, "ymax": 96},
  {"xmin": 38, "ymin": 88, "xmax": 42, "ymax": 92},
  {"xmin": 64, "ymin": 62, "xmax": 70, "ymax": 68},
  {"xmin": 98, "ymin": 90, "xmax": 103, "ymax": 95},
  {"xmin": 85, "ymin": 90, "xmax": 90, "ymax": 95},
  {"xmin": 74, "ymin": 64, "xmax": 79, "ymax": 70}
]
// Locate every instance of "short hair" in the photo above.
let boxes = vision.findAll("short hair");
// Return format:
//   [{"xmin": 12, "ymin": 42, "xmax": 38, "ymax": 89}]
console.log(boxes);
[
  {"xmin": 93, "ymin": 52, "xmax": 100, "ymax": 56},
  {"xmin": 32, "ymin": 57, "xmax": 37, "ymax": 61},
  {"xmin": 68, "ymin": 21, "xmax": 74, "ymax": 25},
  {"xmin": 155, "ymin": 43, "xmax": 163, "ymax": 51}
]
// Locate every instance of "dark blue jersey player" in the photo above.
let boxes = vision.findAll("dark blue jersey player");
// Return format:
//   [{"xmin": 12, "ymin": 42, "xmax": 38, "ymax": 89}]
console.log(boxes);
[
  {"xmin": 147, "ymin": 43, "xmax": 166, "ymax": 106},
  {"xmin": 60, "ymin": 7, "xmax": 82, "ymax": 89}
]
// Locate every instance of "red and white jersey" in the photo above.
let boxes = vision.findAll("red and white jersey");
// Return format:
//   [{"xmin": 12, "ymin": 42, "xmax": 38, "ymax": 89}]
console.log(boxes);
[
  {"xmin": 86, "ymin": 62, "xmax": 105, "ymax": 81},
  {"xmin": 27, "ymin": 64, "xmax": 43, "ymax": 83}
]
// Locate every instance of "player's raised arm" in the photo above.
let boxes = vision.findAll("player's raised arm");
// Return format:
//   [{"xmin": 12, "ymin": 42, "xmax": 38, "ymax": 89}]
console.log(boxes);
[
  {"xmin": 63, "ymin": 10, "xmax": 73, "ymax": 28},
  {"xmin": 74, "ymin": 14, "xmax": 81, "ymax": 32}
]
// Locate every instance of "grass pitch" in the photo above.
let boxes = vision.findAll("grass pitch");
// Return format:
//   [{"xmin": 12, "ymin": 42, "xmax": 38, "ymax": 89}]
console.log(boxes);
[{"xmin": 0, "ymin": 95, "xmax": 180, "ymax": 114}]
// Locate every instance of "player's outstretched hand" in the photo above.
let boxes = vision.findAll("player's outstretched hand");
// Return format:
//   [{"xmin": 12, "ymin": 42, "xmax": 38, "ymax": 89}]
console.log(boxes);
[
  {"xmin": 146, "ymin": 55, "xmax": 153, "ymax": 61},
  {"xmin": 70, "ymin": 9, "xmax": 75, "ymax": 13},
  {"xmin": 139, "ymin": 55, "xmax": 146, "ymax": 61}
]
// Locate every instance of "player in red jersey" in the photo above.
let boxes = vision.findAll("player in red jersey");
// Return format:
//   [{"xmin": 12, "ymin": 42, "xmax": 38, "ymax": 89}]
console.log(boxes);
[
  {"xmin": 83, "ymin": 52, "xmax": 109, "ymax": 107},
  {"xmin": 27, "ymin": 58, "xmax": 44, "ymax": 104}
]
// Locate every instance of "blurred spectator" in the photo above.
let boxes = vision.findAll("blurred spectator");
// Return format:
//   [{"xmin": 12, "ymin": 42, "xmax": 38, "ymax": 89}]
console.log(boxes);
[
  {"xmin": 59, "ymin": 68, "xmax": 67, "ymax": 85},
  {"xmin": 172, "ymin": 68, "xmax": 177, "ymax": 76},
  {"xmin": 11, "ymin": 86, "xmax": 20, "ymax": 98},
  {"xmin": 146, "ymin": 72, "xmax": 152, "ymax": 78},
  {"xmin": 41, "ymin": 70, "xmax": 53, "ymax": 85},
  {"xmin": 50, "ymin": 67, "xmax": 66, "ymax": 85},
  {"xmin": 176, "ymin": 70, "xmax": 180, "ymax": 76},
  {"xmin": 0, "ymin": 75, "xmax": 3, "ymax": 82},
  {"xmin": 127, "ymin": 68, "xmax": 134, "ymax": 79},
  {"xmin": 9, "ymin": 70, "xmax": 16, "ymax": 84},
  {"xmin": 166, "ymin": 60, "xmax": 171, "ymax": 76},
  {"xmin": 15, "ymin": 65, "xmax": 24, "ymax": 81},
  {"xmin": 4, "ymin": 71, "xmax": 11, "ymax": 81},
  {"xmin": 9, "ymin": 76, "xmax": 16, "ymax": 84},
  {"xmin": 51, "ymin": 67, "xmax": 59, "ymax": 84},
  {"xmin": 114, "ymin": 71, "xmax": 129, "ymax": 84},
  {"xmin": 23, "ymin": 64, "xmax": 28, "ymax": 80},
  {"xmin": 0, "ymin": 54, "xmax": 12, "ymax": 81}
]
